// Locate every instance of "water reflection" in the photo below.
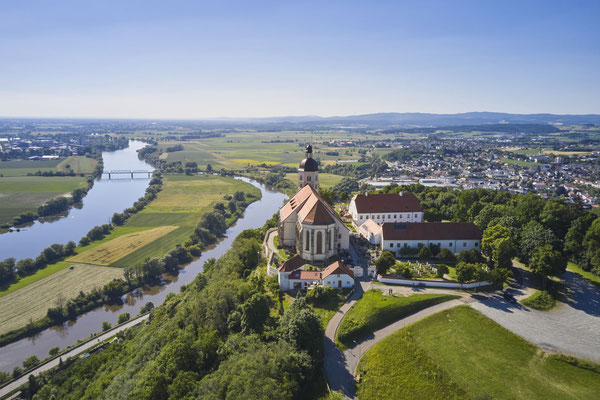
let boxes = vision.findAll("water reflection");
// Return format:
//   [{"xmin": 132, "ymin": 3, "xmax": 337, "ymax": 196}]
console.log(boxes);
[{"xmin": 0, "ymin": 141, "xmax": 153, "ymax": 260}]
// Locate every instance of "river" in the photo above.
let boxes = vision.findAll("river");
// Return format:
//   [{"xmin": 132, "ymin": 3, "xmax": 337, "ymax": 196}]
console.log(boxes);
[
  {"xmin": 0, "ymin": 141, "xmax": 154, "ymax": 261},
  {"xmin": 0, "ymin": 173, "xmax": 287, "ymax": 372}
]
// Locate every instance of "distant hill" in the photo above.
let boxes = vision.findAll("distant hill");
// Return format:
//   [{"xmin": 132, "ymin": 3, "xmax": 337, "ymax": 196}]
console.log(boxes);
[{"xmin": 225, "ymin": 112, "xmax": 600, "ymax": 127}]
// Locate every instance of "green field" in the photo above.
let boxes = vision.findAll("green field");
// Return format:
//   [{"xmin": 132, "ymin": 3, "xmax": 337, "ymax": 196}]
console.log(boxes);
[
  {"xmin": 0, "ymin": 159, "xmax": 62, "ymax": 176},
  {"xmin": 356, "ymin": 306, "xmax": 600, "ymax": 400},
  {"xmin": 0, "ymin": 156, "xmax": 97, "ymax": 177},
  {"xmin": 0, "ymin": 262, "xmax": 71, "ymax": 298},
  {"xmin": 0, "ymin": 264, "xmax": 124, "ymax": 335},
  {"xmin": 0, "ymin": 176, "xmax": 88, "ymax": 224},
  {"xmin": 284, "ymin": 172, "xmax": 344, "ymax": 188},
  {"xmin": 57, "ymin": 156, "xmax": 98, "ymax": 174},
  {"xmin": 336, "ymin": 290, "xmax": 459, "ymax": 348},
  {"xmin": 499, "ymin": 157, "xmax": 537, "ymax": 166},
  {"xmin": 109, "ymin": 174, "xmax": 261, "ymax": 267},
  {"xmin": 154, "ymin": 132, "xmax": 373, "ymax": 170}
]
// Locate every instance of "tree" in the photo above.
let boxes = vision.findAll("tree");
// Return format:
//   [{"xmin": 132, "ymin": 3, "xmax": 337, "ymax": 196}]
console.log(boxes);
[
  {"xmin": 65, "ymin": 241, "xmax": 77, "ymax": 256},
  {"xmin": 22, "ymin": 355, "xmax": 40, "ymax": 370},
  {"xmin": 436, "ymin": 264, "xmax": 449, "ymax": 279},
  {"xmin": 455, "ymin": 262, "xmax": 476, "ymax": 283},
  {"xmin": 520, "ymin": 221, "xmax": 559, "ymax": 264},
  {"xmin": 376, "ymin": 251, "xmax": 396, "ymax": 275},
  {"xmin": 118, "ymin": 312, "xmax": 130, "ymax": 324},
  {"xmin": 418, "ymin": 245, "xmax": 432, "ymax": 260},
  {"xmin": 278, "ymin": 297, "xmax": 323, "ymax": 359},
  {"xmin": 48, "ymin": 346, "xmax": 60, "ymax": 356},
  {"xmin": 102, "ymin": 321, "xmax": 112, "ymax": 331},
  {"xmin": 206, "ymin": 163, "xmax": 213, "ymax": 172},
  {"xmin": 233, "ymin": 191, "xmax": 245, "ymax": 202},
  {"xmin": 437, "ymin": 248, "xmax": 455, "ymax": 262},
  {"xmin": 529, "ymin": 245, "xmax": 566, "ymax": 289},
  {"xmin": 240, "ymin": 293, "xmax": 270, "ymax": 334}
]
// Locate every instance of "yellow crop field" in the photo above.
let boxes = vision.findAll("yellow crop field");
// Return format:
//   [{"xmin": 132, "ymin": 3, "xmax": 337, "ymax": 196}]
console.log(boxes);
[
  {"xmin": 69, "ymin": 226, "xmax": 179, "ymax": 265},
  {"xmin": 0, "ymin": 264, "xmax": 123, "ymax": 335}
]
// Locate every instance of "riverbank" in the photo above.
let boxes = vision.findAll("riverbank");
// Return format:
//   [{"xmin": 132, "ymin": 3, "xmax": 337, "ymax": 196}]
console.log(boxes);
[
  {"xmin": 0, "ymin": 174, "xmax": 260, "ymax": 349},
  {"xmin": 0, "ymin": 176, "xmax": 286, "ymax": 373},
  {"xmin": 0, "ymin": 137, "xmax": 128, "ymax": 232}
]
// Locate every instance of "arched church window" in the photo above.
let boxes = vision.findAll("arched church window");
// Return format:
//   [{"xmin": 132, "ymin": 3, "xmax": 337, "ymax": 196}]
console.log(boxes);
[{"xmin": 316, "ymin": 231, "xmax": 323, "ymax": 254}]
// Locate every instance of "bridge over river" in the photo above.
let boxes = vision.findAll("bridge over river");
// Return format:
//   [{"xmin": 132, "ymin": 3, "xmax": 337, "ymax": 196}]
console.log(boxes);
[{"xmin": 102, "ymin": 170, "xmax": 152, "ymax": 179}]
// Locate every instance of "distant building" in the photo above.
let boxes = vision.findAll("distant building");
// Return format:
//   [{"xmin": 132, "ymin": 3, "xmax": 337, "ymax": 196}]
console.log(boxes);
[
  {"xmin": 381, "ymin": 222, "xmax": 481, "ymax": 255},
  {"xmin": 349, "ymin": 192, "xmax": 423, "ymax": 226}
]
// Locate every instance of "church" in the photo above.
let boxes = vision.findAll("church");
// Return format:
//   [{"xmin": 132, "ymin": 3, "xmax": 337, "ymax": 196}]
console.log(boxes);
[{"xmin": 278, "ymin": 145, "xmax": 350, "ymax": 263}]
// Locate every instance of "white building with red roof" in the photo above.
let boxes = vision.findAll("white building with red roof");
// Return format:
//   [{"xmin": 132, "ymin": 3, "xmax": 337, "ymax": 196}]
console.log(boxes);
[
  {"xmin": 381, "ymin": 222, "xmax": 482, "ymax": 255},
  {"xmin": 348, "ymin": 192, "xmax": 424, "ymax": 227},
  {"xmin": 277, "ymin": 257, "xmax": 355, "ymax": 291}
]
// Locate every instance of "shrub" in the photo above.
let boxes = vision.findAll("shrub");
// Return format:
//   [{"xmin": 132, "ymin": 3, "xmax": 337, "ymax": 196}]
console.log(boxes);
[
  {"xmin": 117, "ymin": 313, "xmax": 131, "ymax": 324},
  {"xmin": 419, "ymin": 246, "xmax": 432, "ymax": 260},
  {"xmin": 438, "ymin": 248, "xmax": 455, "ymax": 262},
  {"xmin": 305, "ymin": 285, "xmax": 337, "ymax": 305},
  {"xmin": 102, "ymin": 321, "xmax": 112, "ymax": 331},
  {"xmin": 436, "ymin": 264, "xmax": 449, "ymax": 278},
  {"xmin": 521, "ymin": 290, "xmax": 556, "ymax": 310}
]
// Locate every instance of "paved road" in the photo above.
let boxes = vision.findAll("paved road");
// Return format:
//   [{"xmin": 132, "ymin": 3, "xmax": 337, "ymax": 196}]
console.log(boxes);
[
  {"xmin": 323, "ymin": 282, "xmax": 365, "ymax": 399},
  {"xmin": 0, "ymin": 314, "xmax": 149, "ymax": 398},
  {"xmin": 472, "ymin": 269, "xmax": 600, "ymax": 362}
]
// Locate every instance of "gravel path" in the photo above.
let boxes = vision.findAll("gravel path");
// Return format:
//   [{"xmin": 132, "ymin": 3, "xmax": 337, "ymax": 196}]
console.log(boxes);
[{"xmin": 0, "ymin": 314, "xmax": 149, "ymax": 398}]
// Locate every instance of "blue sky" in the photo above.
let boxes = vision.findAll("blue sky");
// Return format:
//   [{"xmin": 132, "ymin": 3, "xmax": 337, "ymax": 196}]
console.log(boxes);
[{"xmin": 0, "ymin": 1, "xmax": 598, "ymax": 118}]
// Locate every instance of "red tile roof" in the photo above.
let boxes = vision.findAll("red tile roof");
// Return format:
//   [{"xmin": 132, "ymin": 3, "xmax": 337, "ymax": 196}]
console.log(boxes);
[
  {"xmin": 277, "ymin": 254, "xmax": 305, "ymax": 272},
  {"xmin": 381, "ymin": 222, "xmax": 481, "ymax": 241},
  {"xmin": 302, "ymin": 199, "xmax": 335, "ymax": 225},
  {"xmin": 353, "ymin": 193, "xmax": 422, "ymax": 213},
  {"xmin": 280, "ymin": 185, "xmax": 314, "ymax": 221},
  {"xmin": 321, "ymin": 261, "xmax": 355, "ymax": 279},
  {"xmin": 288, "ymin": 269, "xmax": 322, "ymax": 280}
]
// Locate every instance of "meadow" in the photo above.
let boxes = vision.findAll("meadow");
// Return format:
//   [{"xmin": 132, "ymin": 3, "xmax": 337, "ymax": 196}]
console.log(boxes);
[
  {"xmin": 69, "ymin": 226, "xmax": 179, "ymax": 265},
  {"xmin": 154, "ymin": 131, "xmax": 374, "ymax": 170},
  {"xmin": 336, "ymin": 290, "xmax": 459, "ymax": 348},
  {"xmin": 0, "ymin": 176, "xmax": 88, "ymax": 224},
  {"xmin": 0, "ymin": 264, "xmax": 124, "ymax": 335},
  {"xmin": 0, "ymin": 156, "xmax": 97, "ymax": 177},
  {"xmin": 356, "ymin": 306, "xmax": 600, "ymax": 400}
]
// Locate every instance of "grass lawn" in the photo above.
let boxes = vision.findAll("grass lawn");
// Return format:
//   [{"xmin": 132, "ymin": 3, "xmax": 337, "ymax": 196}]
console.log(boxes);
[
  {"xmin": 310, "ymin": 293, "xmax": 346, "ymax": 329},
  {"xmin": 356, "ymin": 306, "xmax": 600, "ymax": 400},
  {"xmin": 0, "ymin": 264, "xmax": 124, "ymax": 335},
  {"xmin": 336, "ymin": 290, "xmax": 459, "ymax": 348},
  {"xmin": 499, "ymin": 157, "xmax": 536, "ymax": 166},
  {"xmin": 520, "ymin": 290, "xmax": 556, "ymax": 310},
  {"xmin": 567, "ymin": 262, "xmax": 600, "ymax": 286},
  {"xmin": 0, "ymin": 176, "xmax": 88, "ymax": 224}
]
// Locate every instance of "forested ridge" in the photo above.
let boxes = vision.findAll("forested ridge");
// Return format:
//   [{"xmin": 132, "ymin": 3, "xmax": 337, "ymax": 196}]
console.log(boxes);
[{"xmin": 31, "ymin": 222, "xmax": 324, "ymax": 400}]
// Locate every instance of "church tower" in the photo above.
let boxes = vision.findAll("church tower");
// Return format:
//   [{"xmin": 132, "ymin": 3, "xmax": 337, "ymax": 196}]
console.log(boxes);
[{"xmin": 298, "ymin": 144, "xmax": 319, "ymax": 190}]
